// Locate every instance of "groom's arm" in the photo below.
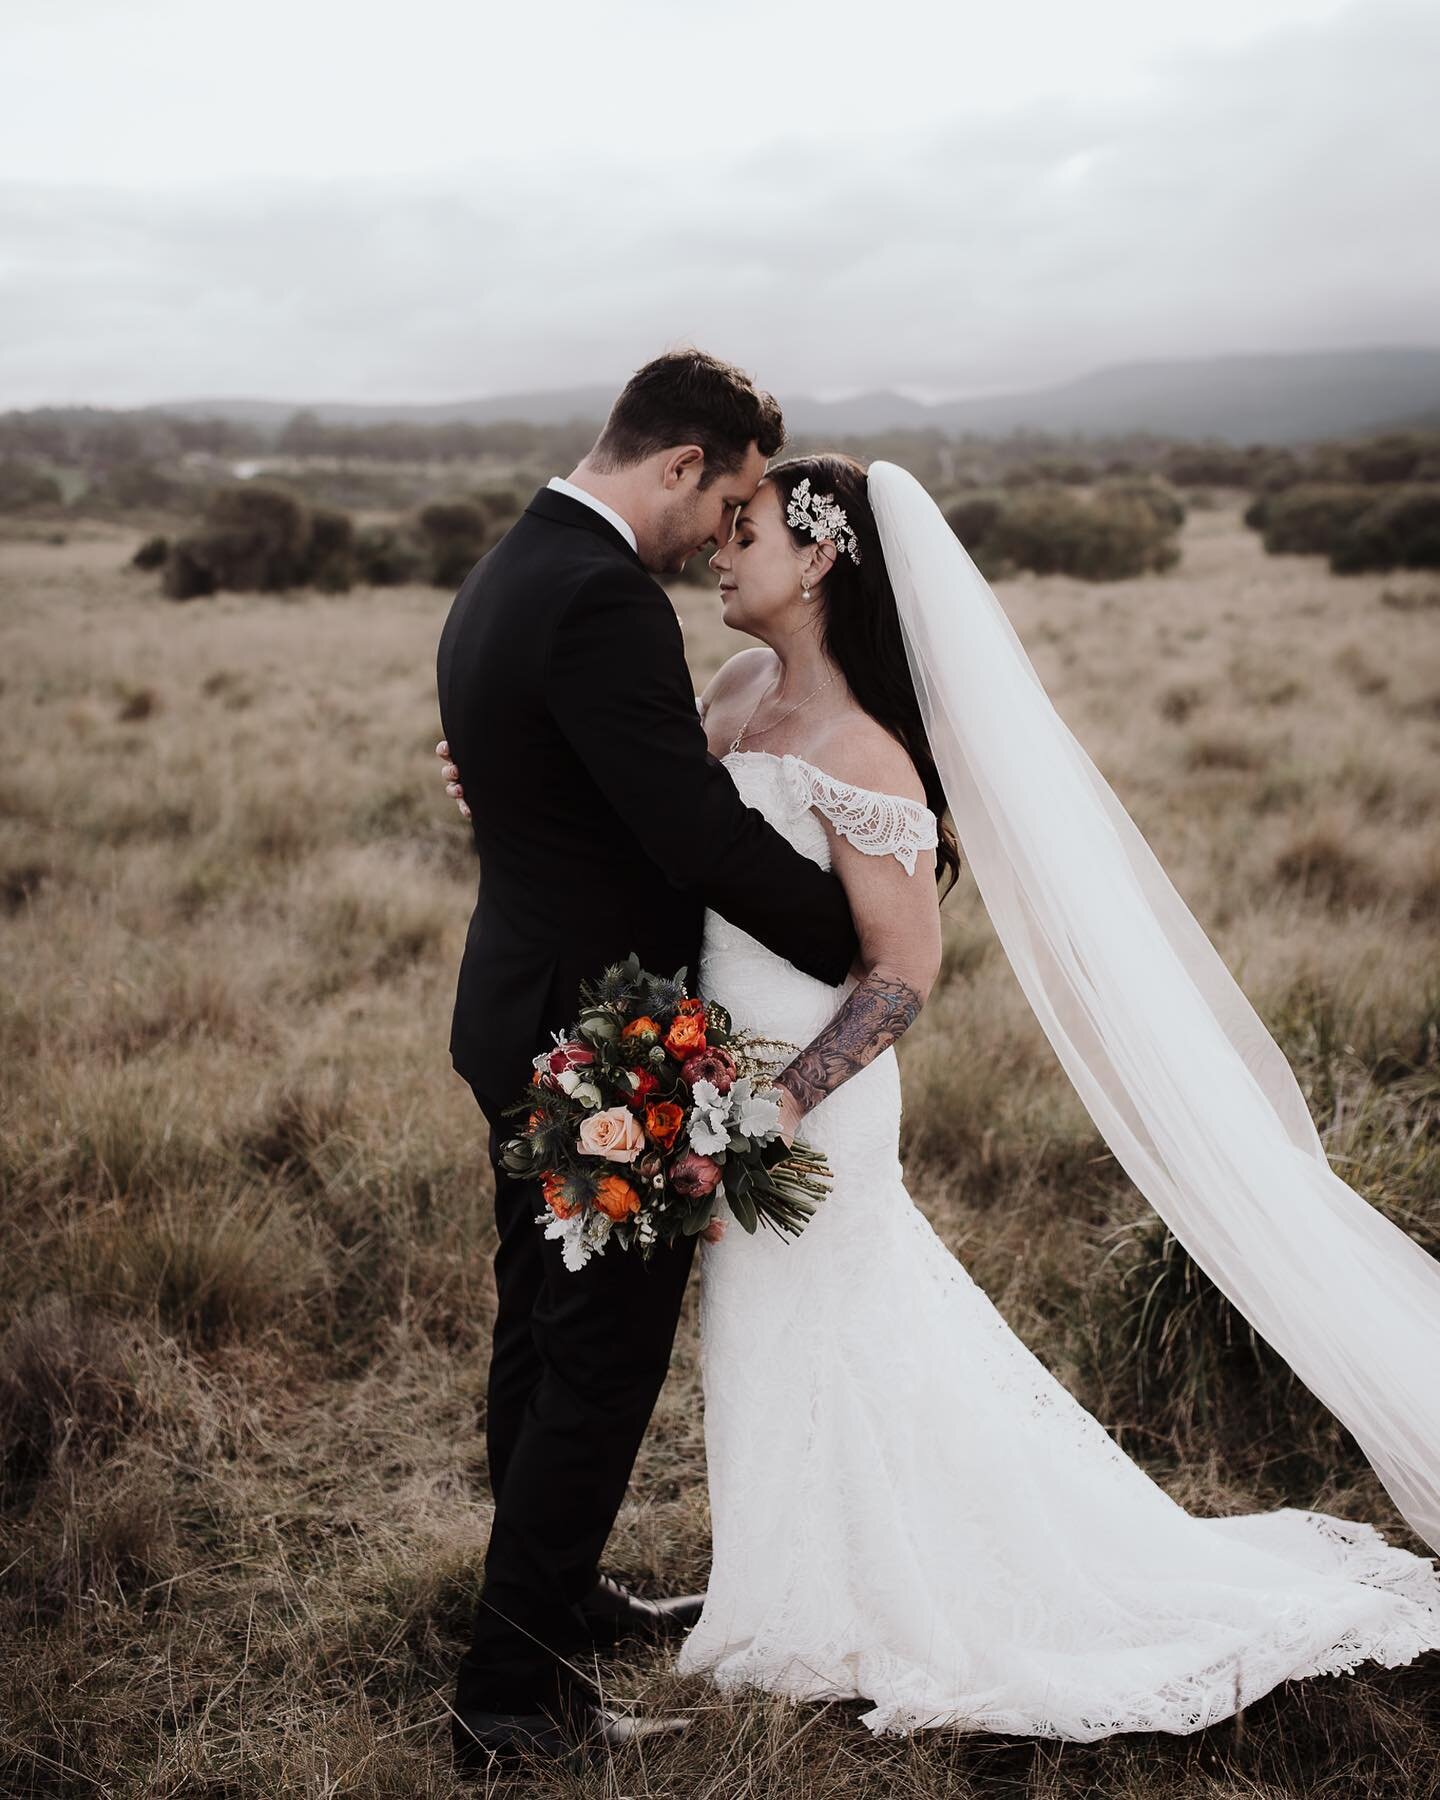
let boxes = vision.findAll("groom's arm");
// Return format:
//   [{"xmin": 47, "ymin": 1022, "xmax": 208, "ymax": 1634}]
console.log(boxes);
[{"xmin": 545, "ymin": 568, "xmax": 859, "ymax": 986}]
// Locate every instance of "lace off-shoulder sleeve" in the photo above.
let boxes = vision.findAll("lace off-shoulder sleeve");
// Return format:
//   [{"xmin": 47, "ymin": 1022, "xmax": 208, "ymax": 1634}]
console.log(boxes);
[{"xmin": 782, "ymin": 754, "xmax": 939, "ymax": 876}]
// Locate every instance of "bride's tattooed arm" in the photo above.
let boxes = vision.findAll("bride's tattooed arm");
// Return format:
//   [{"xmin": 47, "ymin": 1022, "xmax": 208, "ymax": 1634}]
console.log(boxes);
[
  {"xmin": 775, "ymin": 969, "xmax": 924, "ymax": 1114},
  {"xmin": 767, "ymin": 733, "xmax": 944, "ymax": 1142}
]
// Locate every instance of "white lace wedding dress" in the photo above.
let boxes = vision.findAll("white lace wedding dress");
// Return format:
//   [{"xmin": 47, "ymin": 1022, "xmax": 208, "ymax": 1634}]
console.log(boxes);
[{"xmin": 671, "ymin": 749, "xmax": 1440, "ymax": 1739}]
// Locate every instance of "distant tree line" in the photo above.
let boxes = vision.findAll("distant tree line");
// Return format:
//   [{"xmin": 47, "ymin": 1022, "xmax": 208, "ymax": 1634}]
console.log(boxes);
[
  {"xmin": 0, "ymin": 407, "xmax": 266, "ymax": 468},
  {"xmin": 277, "ymin": 409, "xmax": 598, "ymax": 469},
  {"xmin": 5, "ymin": 400, "xmax": 1437, "ymax": 588}
]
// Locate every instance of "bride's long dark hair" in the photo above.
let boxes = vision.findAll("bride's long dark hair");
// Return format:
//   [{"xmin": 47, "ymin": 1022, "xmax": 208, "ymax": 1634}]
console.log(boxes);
[{"xmin": 769, "ymin": 452, "xmax": 962, "ymax": 899}]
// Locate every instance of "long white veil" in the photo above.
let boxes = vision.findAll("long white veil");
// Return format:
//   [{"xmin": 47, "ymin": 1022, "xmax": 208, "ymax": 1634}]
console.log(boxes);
[{"xmin": 867, "ymin": 459, "xmax": 1440, "ymax": 1555}]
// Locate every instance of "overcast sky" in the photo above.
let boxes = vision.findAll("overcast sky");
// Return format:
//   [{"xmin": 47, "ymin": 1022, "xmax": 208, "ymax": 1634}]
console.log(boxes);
[{"xmin": 2, "ymin": 0, "xmax": 1436, "ymax": 409}]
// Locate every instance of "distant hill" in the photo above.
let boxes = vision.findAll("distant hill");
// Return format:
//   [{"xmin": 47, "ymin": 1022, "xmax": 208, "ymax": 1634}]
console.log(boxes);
[{"xmin": 152, "ymin": 346, "xmax": 1440, "ymax": 446}]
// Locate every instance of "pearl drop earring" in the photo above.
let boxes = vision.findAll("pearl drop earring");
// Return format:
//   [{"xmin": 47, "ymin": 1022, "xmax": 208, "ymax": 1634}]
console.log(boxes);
[{"xmin": 802, "ymin": 582, "xmax": 811, "ymax": 602}]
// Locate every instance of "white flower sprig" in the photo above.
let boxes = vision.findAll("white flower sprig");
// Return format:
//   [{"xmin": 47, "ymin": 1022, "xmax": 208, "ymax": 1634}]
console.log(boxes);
[{"xmin": 687, "ymin": 1076, "xmax": 783, "ymax": 1156}]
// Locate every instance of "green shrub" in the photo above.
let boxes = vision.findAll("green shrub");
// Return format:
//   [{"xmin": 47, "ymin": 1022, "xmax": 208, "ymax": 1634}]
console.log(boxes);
[
  {"xmin": 471, "ymin": 483, "xmax": 525, "ymax": 528},
  {"xmin": 1330, "ymin": 483, "xmax": 1440, "ymax": 574},
  {"xmin": 1160, "ymin": 445, "xmax": 1256, "ymax": 488},
  {"xmin": 1251, "ymin": 483, "xmax": 1374, "ymax": 557},
  {"xmin": 0, "ymin": 458, "xmax": 62, "ymax": 511},
  {"xmin": 354, "ymin": 523, "xmax": 425, "ymax": 587},
  {"xmin": 985, "ymin": 486, "xmax": 1180, "ymax": 581},
  {"xmin": 204, "ymin": 484, "xmax": 311, "ymax": 587},
  {"xmin": 1095, "ymin": 474, "xmax": 1186, "ymax": 533},
  {"xmin": 1000, "ymin": 456, "xmax": 1094, "ymax": 488},
  {"xmin": 87, "ymin": 462, "xmax": 182, "ymax": 512},
  {"xmin": 944, "ymin": 493, "xmax": 1005, "ymax": 551},
  {"xmin": 1340, "ymin": 432, "xmax": 1440, "ymax": 486},
  {"xmin": 159, "ymin": 485, "xmax": 360, "ymax": 597},
  {"xmin": 417, "ymin": 499, "xmax": 489, "ymax": 587},
  {"xmin": 161, "ymin": 539, "xmax": 217, "ymax": 600},
  {"xmin": 304, "ymin": 506, "xmax": 356, "ymax": 592},
  {"xmin": 131, "ymin": 535, "xmax": 169, "ymax": 571},
  {"xmin": 1251, "ymin": 449, "xmax": 1305, "ymax": 494}
]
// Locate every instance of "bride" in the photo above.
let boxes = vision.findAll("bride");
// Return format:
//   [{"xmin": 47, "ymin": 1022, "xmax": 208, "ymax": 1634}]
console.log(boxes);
[{"xmin": 669, "ymin": 454, "xmax": 1440, "ymax": 1737}]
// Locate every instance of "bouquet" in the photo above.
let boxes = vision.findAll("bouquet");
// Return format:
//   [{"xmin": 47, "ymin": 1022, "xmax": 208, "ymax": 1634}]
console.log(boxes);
[{"xmin": 498, "ymin": 955, "xmax": 831, "ymax": 1271}]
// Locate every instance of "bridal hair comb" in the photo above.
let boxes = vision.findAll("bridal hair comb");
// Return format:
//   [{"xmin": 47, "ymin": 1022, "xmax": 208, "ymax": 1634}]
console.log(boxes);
[{"xmin": 785, "ymin": 477, "xmax": 862, "ymax": 566}]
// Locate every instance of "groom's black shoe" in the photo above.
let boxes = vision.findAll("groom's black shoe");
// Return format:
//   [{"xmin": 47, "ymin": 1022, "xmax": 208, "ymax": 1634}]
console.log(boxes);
[
  {"xmin": 577, "ymin": 1572, "xmax": 706, "ymax": 1647},
  {"xmin": 451, "ymin": 1701, "xmax": 690, "ymax": 1775}
]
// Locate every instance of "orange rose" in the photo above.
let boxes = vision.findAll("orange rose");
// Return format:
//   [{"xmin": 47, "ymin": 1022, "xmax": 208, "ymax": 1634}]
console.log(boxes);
[
  {"xmin": 593, "ymin": 1174, "xmax": 640, "ymax": 1221},
  {"xmin": 677, "ymin": 997, "xmax": 705, "ymax": 1016},
  {"xmin": 644, "ymin": 1100, "xmax": 685, "ymax": 1151},
  {"xmin": 664, "ymin": 1013, "xmax": 707, "ymax": 1058},
  {"xmin": 622, "ymin": 1015, "xmax": 662, "ymax": 1044},
  {"xmin": 541, "ymin": 1172, "xmax": 577, "ymax": 1219}
]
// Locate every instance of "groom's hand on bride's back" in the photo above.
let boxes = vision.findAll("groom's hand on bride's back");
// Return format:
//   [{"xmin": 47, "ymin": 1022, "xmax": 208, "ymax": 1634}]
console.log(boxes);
[{"xmin": 435, "ymin": 740, "xmax": 470, "ymax": 819}]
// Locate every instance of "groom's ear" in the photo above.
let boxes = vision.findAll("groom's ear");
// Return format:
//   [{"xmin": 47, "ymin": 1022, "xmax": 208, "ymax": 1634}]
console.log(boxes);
[{"xmin": 661, "ymin": 445, "xmax": 706, "ymax": 490}]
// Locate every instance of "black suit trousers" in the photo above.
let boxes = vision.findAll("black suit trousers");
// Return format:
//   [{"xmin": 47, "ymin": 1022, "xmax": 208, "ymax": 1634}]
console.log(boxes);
[{"xmin": 456, "ymin": 1084, "xmax": 698, "ymax": 1717}]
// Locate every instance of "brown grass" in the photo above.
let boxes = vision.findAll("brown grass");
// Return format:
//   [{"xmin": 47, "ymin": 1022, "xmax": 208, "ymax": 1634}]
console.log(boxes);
[{"xmin": 1, "ymin": 506, "xmax": 1438, "ymax": 1796}]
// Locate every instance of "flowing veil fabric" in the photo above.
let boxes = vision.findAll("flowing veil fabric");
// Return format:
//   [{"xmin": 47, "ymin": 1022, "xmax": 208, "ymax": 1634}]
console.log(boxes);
[{"xmin": 867, "ymin": 460, "xmax": 1440, "ymax": 1555}]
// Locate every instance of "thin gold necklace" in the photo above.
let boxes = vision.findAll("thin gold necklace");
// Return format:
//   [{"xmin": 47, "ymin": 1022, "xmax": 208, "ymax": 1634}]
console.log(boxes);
[{"xmin": 728, "ymin": 671, "xmax": 838, "ymax": 756}]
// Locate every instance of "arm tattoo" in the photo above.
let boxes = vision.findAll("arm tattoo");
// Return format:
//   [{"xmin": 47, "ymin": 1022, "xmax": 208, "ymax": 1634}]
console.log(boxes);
[{"xmin": 775, "ymin": 968, "xmax": 923, "ymax": 1115}]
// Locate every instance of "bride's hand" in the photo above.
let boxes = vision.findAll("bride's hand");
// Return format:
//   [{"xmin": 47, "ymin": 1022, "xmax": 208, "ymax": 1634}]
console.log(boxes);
[
  {"xmin": 435, "ymin": 740, "xmax": 470, "ymax": 819},
  {"xmin": 774, "ymin": 1084, "xmax": 804, "ymax": 1150}
]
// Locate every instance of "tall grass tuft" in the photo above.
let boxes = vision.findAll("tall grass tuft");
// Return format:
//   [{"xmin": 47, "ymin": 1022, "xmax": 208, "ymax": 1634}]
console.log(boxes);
[
  {"xmin": 69, "ymin": 1193, "xmax": 327, "ymax": 1348},
  {"xmin": 0, "ymin": 1297, "xmax": 143, "ymax": 1500}
]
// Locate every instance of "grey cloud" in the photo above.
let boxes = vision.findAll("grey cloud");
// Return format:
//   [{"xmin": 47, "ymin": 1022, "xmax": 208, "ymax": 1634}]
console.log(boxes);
[{"xmin": 1, "ymin": 0, "xmax": 1436, "ymax": 407}]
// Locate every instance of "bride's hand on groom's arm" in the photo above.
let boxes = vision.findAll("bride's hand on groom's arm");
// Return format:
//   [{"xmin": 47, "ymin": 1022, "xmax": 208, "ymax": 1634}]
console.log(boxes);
[{"xmin": 435, "ymin": 740, "xmax": 470, "ymax": 820}]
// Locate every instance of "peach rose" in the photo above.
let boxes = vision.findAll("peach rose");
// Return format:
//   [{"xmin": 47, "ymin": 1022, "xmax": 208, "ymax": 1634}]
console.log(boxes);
[
  {"xmin": 593, "ymin": 1174, "xmax": 641, "ymax": 1220},
  {"xmin": 576, "ymin": 1105, "xmax": 646, "ymax": 1163}
]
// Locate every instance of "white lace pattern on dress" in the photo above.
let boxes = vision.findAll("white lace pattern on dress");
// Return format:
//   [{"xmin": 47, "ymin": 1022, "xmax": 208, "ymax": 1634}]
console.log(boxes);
[
  {"xmin": 671, "ymin": 750, "xmax": 1440, "ymax": 1739},
  {"xmin": 779, "ymin": 753, "xmax": 938, "ymax": 875}
]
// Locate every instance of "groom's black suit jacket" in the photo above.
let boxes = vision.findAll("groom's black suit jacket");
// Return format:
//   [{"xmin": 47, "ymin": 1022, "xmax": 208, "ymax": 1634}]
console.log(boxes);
[{"xmin": 436, "ymin": 485, "xmax": 859, "ymax": 1112}]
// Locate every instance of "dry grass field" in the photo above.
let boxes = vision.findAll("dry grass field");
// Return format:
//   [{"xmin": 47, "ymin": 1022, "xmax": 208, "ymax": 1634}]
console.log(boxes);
[{"xmin": 2, "ymin": 497, "xmax": 1439, "ymax": 1798}]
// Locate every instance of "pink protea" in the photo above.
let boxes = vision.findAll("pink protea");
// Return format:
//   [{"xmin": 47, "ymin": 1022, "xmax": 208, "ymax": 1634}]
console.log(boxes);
[
  {"xmin": 671, "ymin": 1150, "xmax": 723, "ymax": 1200},
  {"xmin": 532, "ymin": 1038, "xmax": 595, "ymax": 1089},
  {"xmin": 680, "ymin": 1045, "xmax": 737, "ymax": 1094}
]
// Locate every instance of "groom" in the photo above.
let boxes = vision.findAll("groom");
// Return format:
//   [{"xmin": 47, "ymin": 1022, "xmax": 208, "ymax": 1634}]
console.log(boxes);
[{"xmin": 436, "ymin": 348, "xmax": 859, "ymax": 1770}]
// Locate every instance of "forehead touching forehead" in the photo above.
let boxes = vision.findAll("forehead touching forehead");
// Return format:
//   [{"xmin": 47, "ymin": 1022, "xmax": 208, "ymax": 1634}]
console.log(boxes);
[
  {"xmin": 735, "ymin": 476, "xmax": 781, "ymax": 531},
  {"xmin": 718, "ymin": 443, "xmax": 769, "ymax": 507}
]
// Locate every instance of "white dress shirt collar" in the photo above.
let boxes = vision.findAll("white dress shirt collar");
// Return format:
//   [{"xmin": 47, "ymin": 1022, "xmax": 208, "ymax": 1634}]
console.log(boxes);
[{"xmin": 546, "ymin": 476, "xmax": 638, "ymax": 554}]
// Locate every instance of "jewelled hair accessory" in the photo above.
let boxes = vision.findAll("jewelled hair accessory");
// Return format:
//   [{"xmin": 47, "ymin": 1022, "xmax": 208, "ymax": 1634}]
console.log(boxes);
[{"xmin": 786, "ymin": 476, "xmax": 862, "ymax": 566}]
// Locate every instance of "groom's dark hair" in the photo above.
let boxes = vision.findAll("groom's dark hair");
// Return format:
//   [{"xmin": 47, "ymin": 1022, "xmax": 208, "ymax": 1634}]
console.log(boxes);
[{"xmin": 590, "ymin": 349, "xmax": 785, "ymax": 485}]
